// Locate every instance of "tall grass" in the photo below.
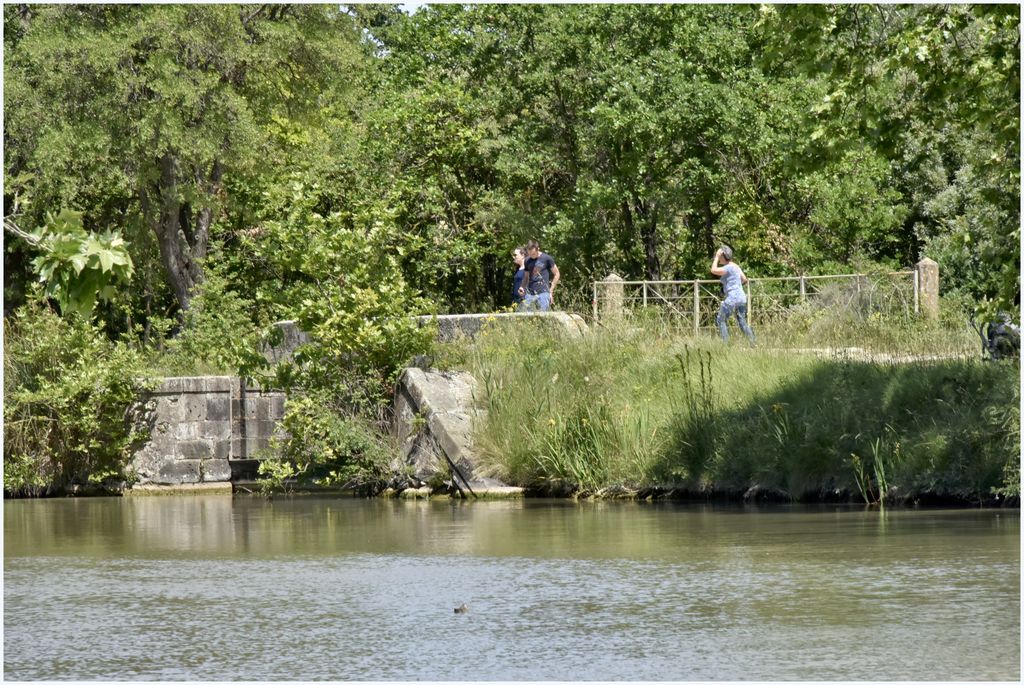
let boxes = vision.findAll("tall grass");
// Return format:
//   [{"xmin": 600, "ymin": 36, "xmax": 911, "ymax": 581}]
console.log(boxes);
[{"xmin": 438, "ymin": 310, "xmax": 1019, "ymax": 503}]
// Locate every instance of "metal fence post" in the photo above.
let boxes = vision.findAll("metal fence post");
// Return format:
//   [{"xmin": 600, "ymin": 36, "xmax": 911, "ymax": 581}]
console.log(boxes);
[
  {"xmin": 913, "ymin": 268, "xmax": 919, "ymax": 315},
  {"xmin": 642, "ymin": 282, "xmax": 648, "ymax": 308},
  {"xmin": 693, "ymin": 281, "xmax": 700, "ymax": 335},
  {"xmin": 799, "ymin": 275, "xmax": 806, "ymax": 304},
  {"xmin": 747, "ymin": 279, "xmax": 753, "ymax": 324}
]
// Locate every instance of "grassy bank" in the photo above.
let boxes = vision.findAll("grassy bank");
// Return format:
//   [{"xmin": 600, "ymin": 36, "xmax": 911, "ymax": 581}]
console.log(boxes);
[{"xmin": 438, "ymin": 314, "xmax": 1019, "ymax": 504}]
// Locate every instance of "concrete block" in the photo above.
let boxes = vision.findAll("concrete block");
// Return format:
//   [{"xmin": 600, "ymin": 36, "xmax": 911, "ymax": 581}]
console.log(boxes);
[
  {"xmin": 232, "ymin": 398, "xmax": 261, "ymax": 419},
  {"xmin": 189, "ymin": 395, "xmax": 212, "ymax": 421},
  {"xmin": 156, "ymin": 378, "xmax": 185, "ymax": 394},
  {"xmin": 202, "ymin": 459, "xmax": 232, "ymax": 482},
  {"xmin": 156, "ymin": 396, "xmax": 183, "ymax": 423},
  {"xmin": 204, "ymin": 377, "xmax": 234, "ymax": 393},
  {"xmin": 154, "ymin": 460, "xmax": 201, "ymax": 485},
  {"xmin": 177, "ymin": 422, "xmax": 204, "ymax": 440},
  {"xmin": 256, "ymin": 398, "xmax": 272, "ymax": 421},
  {"xmin": 213, "ymin": 439, "xmax": 231, "ymax": 459},
  {"xmin": 203, "ymin": 420, "xmax": 231, "ymax": 440},
  {"xmin": 178, "ymin": 439, "xmax": 213, "ymax": 459},
  {"xmin": 206, "ymin": 397, "xmax": 230, "ymax": 422},
  {"xmin": 270, "ymin": 395, "xmax": 286, "ymax": 419}
]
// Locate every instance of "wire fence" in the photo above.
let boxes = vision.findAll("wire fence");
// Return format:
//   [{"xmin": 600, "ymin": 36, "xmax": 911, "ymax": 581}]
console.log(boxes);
[{"xmin": 592, "ymin": 271, "xmax": 921, "ymax": 331}]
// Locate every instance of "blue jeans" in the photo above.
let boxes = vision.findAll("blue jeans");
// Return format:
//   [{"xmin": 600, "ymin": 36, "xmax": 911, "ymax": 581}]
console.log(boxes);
[
  {"xmin": 717, "ymin": 300, "xmax": 755, "ymax": 344},
  {"xmin": 522, "ymin": 292, "xmax": 551, "ymax": 312}
]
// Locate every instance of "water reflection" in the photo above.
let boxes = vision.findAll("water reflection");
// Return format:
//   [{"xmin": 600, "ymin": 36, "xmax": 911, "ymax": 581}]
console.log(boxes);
[{"xmin": 4, "ymin": 497, "xmax": 1019, "ymax": 680}]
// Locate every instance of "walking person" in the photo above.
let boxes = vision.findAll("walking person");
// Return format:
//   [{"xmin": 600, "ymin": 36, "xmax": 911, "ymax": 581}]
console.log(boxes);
[
  {"xmin": 522, "ymin": 239, "xmax": 560, "ymax": 312},
  {"xmin": 511, "ymin": 246, "xmax": 527, "ymax": 309},
  {"xmin": 710, "ymin": 245, "xmax": 755, "ymax": 345}
]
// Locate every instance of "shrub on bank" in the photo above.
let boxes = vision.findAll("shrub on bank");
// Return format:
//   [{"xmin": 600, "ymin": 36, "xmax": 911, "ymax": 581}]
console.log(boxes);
[
  {"xmin": 256, "ymin": 391, "xmax": 394, "ymax": 495},
  {"xmin": 3, "ymin": 299, "xmax": 152, "ymax": 496},
  {"xmin": 447, "ymin": 315, "xmax": 1018, "ymax": 503}
]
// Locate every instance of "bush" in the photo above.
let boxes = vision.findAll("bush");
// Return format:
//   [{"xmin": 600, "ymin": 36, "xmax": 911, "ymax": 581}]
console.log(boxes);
[
  {"xmin": 160, "ymin": 264, "xmax": 271, "ymax": 378},
  {"xmin": 259, "ymin": 392, "xmax": 393, "ymax": 495},
  {"xmin": 4, "ymin": 297, "xmax": 152, "ymax": 496}
]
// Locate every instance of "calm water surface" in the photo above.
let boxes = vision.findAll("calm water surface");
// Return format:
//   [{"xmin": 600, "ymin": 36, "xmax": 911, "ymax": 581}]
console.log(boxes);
[{"xmin": 4, "ymin": 496, "xmax": 1019, "ymax": 680}]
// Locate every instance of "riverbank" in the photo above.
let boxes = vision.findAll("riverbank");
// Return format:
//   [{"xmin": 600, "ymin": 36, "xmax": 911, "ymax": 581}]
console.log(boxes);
[
  {"xmin": 4, "ymin": 307, "xmax": 1019, "ymax": 506},
  {"xmin": 439, "ymin": 317, "xmax": 1020, "ymax": 506}
]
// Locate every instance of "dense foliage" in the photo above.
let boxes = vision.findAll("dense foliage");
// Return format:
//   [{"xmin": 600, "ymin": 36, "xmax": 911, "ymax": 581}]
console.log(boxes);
[
  {"xmin": 6, "ymin": 4, "xmax": 1019, "ymax": 321},
  {"xmin": 3, "ymin": 4, "xmax": 1019, "ymax": 493},
  {"xmin": 3, "ymin": 297, "xmax": 152, "ymax": 496}
]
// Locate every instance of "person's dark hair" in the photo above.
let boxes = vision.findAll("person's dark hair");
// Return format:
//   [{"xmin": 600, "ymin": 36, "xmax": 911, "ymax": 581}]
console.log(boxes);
[
  {"xmin": 527, "ymin": 239, "xmax": 540, "ymax": 251},
  {"xmin": 513, "ymin": 245, "xmax": 526, "ymax": 257},
  {"xmin": 720, "ymin": 245, "xmax": 733, "ymax": 262}
]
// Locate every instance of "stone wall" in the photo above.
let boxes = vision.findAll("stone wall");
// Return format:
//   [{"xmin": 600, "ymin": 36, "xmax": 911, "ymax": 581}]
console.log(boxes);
[
  {"xmin": 130, "ymin": 377, "xmax": 286, "ymax": 486},
  {"xmin": 413, "ymin": 311, "xmax": 589, "ymax": 343}
]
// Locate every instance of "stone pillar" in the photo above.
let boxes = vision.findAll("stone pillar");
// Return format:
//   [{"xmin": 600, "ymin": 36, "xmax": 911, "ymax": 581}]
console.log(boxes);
[
  {"xmin": 916, "ymin": 257, "xmax": 939, "ymax": 320},
  {"xmin": 601, "ymin": 274, "xmax": 624, "ymax": 321}
]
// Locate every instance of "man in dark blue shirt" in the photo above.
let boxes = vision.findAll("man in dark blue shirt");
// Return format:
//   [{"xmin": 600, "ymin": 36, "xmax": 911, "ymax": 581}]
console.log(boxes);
[{"xmin": 522, "ymin": 239, "xmax": 560, "ymax": 311}]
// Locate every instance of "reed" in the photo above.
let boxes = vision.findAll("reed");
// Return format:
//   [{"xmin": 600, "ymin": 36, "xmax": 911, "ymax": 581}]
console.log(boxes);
[{"xmin": 442, "ymin": 311, "xmax": 1019, "ymax": 503}]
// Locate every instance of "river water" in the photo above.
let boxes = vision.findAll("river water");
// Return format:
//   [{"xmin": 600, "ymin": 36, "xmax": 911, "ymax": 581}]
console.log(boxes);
[{"xmin": 4, "ymin": 496, "xmax": 1019, "ymax": 681}]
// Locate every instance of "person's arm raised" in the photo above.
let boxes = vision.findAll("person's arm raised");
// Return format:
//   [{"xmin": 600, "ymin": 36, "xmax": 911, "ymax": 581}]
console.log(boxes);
[{"xmin": 710, "ymin": 249, "xmax": 726, "ymax": 276}]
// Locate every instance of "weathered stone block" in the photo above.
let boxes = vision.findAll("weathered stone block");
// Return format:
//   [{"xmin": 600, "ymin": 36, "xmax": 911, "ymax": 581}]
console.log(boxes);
[
  {"xmin": 270, "ymin": 395, "xmax": 286, "ymax": 419},
  {"xmin": 157, "ymin": 378, "xmax": 186, "ymax": 394},
  {"xmin": 175, "ymin": 421, "xmax": 202, "ymax": 440},
  {"xmin": 230, "ymin": 437, "xmax": 275, "ymax": 459},
  {"xmin": 256, "ymin": 398, "xmax": 272, "ymax": 421},
  {"xmin": 154, "ymin": 460, "xmax": 201, "ymax": 485},
  {"xmin": 232, "ymin": 398, "xmax": 261, "ymax": 419},
  {"xmin": 180, "ymin": 395, "xmax": 207, "ymax": 422},
  {"xmin": 204, "ymin": 377, "xmax": 233, "ymax": 393},
  {"xmin": 201, "ymin": 459, "xmax": 232, "ymax": 482},
  {"xmin": 213, "ymin": 439, "xmax": 231, "ymax": 459},
  {"xmin": 206, "ymin": 397, "xmax": 230, "ymax": 422},
  {"xmin": 130, "ymin": 375, "xmax": 288, "ymax": 486},
  {"xmin": 203, "ymin": 420, "xmax": 231, "ymax": 440},
  {"xmin": 234, "ymin": 418, "xmax": 274, "ymax": 439},
  {"xmin": 262, "ymin": 320, "xmax": 312, "ymax": 364},
  {"xmin": 178, "ymin": 439, "xmax": 213, "ymax": 459},
  {"xmin": 157, "ymin": 396, "xmax": 183, "ymax": 423},
  {"xmin": 248, "ymin": 437, "xmax": 271, "ymax": 453}
]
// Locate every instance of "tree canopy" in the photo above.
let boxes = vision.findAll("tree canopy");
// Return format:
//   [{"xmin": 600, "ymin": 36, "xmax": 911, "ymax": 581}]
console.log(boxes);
[{"xmin": 4, "ymin": 3, "xmax": 1019, "ymax": 327}]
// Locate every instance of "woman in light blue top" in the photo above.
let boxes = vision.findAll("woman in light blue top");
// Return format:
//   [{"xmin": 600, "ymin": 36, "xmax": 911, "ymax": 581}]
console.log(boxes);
[{"xmin": 710, "ymin": 245, "xmax": 755, "ymax": 344}]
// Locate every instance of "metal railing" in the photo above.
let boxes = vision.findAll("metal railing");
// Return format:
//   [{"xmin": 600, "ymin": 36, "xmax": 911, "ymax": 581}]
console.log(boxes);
[{"xmin": 592, "ymin": 271, "xmax": 920, "ymax": 330}]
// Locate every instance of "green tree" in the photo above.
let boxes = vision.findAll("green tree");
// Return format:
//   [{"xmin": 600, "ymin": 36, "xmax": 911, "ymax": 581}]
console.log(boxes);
[
  {"xmin": 761, "ymin": 4, "xmax": 1020, "ymax": 314},
  {"xmin": 4, "ymin": 4, "xmax": 365, "ymax": 317}
]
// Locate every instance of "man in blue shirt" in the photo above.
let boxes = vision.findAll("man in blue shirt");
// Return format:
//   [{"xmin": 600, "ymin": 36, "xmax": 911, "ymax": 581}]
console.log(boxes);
[
  {"xmin": 522, "ymin": 239, "xmax": 560, "ymax": 312},
  {"xmin": 710, "ymin": 245, "xmax": 755, "ymax": 344}
]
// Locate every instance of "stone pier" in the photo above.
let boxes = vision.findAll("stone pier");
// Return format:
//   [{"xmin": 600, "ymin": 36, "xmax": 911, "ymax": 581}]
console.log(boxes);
[{"xmin": 130, "ymin": 377, "xmax": 286, "ymax": 487}]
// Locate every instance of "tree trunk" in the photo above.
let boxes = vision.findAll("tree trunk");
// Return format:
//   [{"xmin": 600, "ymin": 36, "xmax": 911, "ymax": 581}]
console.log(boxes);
[
  {"xmin": 146, "ymin": 154, "xmax": 220, "ymax": 314},
  {"xmin": 635, "ymin": 197, "xmax": 661, "ymax": 281},
  {"xmin": 693, "ymin": 193, "xmax": 718, "ymax": 258},
  {"xmin": 619, "ymin": 199, "xmax": 643, "ymax": 277}
]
